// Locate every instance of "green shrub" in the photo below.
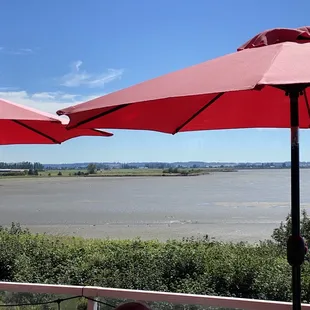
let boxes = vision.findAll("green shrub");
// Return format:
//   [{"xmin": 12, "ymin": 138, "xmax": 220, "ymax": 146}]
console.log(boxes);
[
  {"xmin": 272, "ymin": 209, "xmax": 310, "ymax": 248},
  {"xmin": 1, "ymin": 212, "xmax": 310, "ymax": 303}
]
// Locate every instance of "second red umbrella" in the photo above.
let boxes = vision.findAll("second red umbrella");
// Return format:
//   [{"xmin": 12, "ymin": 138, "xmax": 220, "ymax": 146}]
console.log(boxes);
[{"xmin": 0, "ymin": 98, "xmax": 113, "ymax": 145}]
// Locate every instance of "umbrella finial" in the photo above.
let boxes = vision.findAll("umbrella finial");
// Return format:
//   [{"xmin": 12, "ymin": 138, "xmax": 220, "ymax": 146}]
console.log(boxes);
[{"xmin": 238, "ymin": 26, "xmax": 310, "ymax": 51}]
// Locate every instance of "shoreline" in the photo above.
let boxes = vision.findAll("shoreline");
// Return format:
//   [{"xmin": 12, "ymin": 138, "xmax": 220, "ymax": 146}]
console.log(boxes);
[
  {"xmin": 0, "ymin": 167, "xmax": 237, "ymax": 179},
  {"xmin": 6, "ymin": 222, "xmax": 278, "ymax": 244}
]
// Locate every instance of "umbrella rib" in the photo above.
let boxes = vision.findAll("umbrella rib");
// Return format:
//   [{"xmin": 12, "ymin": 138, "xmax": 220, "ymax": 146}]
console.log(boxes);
[
  {"xmin": 12, "ymin": 120, "xmax": 61, "ymax": 144},
  {"xmin": 90, "ymin": 128, "xmax": 113, "ymax": 136},
  {"xmin": 173, "ymin": 92, "xmax": 224, "ymax": 134},
  {"xmin": 71, "ymin": 104, "xmax": 131, "ymax": 129}
]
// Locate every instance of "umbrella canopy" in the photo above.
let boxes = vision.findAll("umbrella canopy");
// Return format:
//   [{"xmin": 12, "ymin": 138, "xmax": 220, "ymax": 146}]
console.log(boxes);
[
  {"xmin": 58, "ymin": 27, "xmax": 310, "ymax": 133},
  {"xmin": 0, "ymin": 98, "xmax": 113, "ymax": 145},
  {"xmin": 58, "ymin": 27, "xmax": 310, "ymax": 310}
]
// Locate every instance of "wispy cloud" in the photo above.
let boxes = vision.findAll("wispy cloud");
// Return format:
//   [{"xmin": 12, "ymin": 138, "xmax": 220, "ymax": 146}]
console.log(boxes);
[
  {"xmin": 60, "ymin": 60, "xmax": 124, "ymax": 88},
  {"xmin": 0, "ymin": 90, "xmax": 103, "ymax": 114},
  {"xmin": 31, "ymin": 92, "xmax": 61, "ymax": 100},
  {"xmin": 0, "ymin": 86, "xmax": 19, "ymax": 91},
  {"xmin": 0, "ymin": 47, "xmax": 34, "ymax": 55},
  {"xmin": 17, "ymin": 48, "xmax": 33, "ymax": 55}
]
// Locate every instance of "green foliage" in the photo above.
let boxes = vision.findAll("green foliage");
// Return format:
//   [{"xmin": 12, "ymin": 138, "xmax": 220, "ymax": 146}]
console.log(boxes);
[
  {"xmin": 272, "ymin": 209, "xmax": 310, "ymax": 248},
  {"xmin": 33, "ymin": 162, "xmax": 44, "ymax": 171},
  {"xmin": 0, "ymin": 161, "xmax": 43, "ymax": 170},
  {"xmin": 28, "ymin": 169, "xmax": 39, "ymax": 176},
  {"xmin": 164, "ymin": 167, "xmax": 179, "ymax": 174},
  {"xmin": 0, "ymin": 222, "xmax": 307, "ymax": 303},
  {"xmin": 162, "ymin": 168, "xmax": 203, "ymax": 176},
  {"xmin": 0, "ymin": 171, "xmax": 26, "ymax": 176},
  {"xmin": 27, "ymin": 169, "xmax": 34, "ymax": 175},
  {"xmin": 76, "ymin": 298, "xmax": 87, "ymax": 310},
  {"xmin": 2, "ymin": 213, "xmax": 310, "ymax": 304},
  {"xmin": 87, "ymin": 163, "xmax": 97, "ymax": 174}
]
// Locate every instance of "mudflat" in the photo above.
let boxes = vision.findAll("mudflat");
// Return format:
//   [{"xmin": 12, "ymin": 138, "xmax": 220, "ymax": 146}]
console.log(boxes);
[{"xmin": 1, "ymin": 169, "xmax": 309, "ymax": 242}]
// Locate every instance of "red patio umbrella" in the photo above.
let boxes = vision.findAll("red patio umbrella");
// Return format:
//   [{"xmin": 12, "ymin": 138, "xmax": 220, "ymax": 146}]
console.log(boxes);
[
  {"xmin": 57, "ymin": 26, "xmax": 310, "ymax": 310},
  {"xmin": 0, "ymin": 98, "xmax": 113, "ymax": 145}
]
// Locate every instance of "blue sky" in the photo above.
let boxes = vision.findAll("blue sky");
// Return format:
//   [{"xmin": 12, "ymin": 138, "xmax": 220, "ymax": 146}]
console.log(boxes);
[{"xmin": 1, "ymin": 0, "xmax": 310, "ymax": 163}]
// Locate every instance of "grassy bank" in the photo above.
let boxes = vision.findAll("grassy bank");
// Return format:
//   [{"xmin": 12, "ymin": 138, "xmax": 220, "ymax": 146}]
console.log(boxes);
[
  {"xmin": 0, "ymin": 167, "xmax": 236, "ymax": 178},
  {"xmin": 0, "ymin": 222, "xmax": 309, "ymax": 304}
]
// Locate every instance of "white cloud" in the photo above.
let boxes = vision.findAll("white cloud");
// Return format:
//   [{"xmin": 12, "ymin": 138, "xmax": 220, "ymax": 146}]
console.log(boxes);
[
  {"xmin": 0, "ymin": 47, "xmax": 34, "ymax": 55},
  {"xmin": 31, "ymin": 92, "xmax": 58, "ymax": 100},
  {"xmin": 14, "ymin": 48, "xmax": 33, "ymax": 55},
  {"xmin": 73, "ymin": 60, "xmax": 83, "ymax": 71},
  {"xmin": 0, "ymin": 87, "xmax": 19, "ymax": 91},
  {"xmin": 0, "ymin": 90, "xmax": 103, "ymax": 114},
  {"xmin": 60, "ymin": 60, "xmax": 123, "ymax": 88}
]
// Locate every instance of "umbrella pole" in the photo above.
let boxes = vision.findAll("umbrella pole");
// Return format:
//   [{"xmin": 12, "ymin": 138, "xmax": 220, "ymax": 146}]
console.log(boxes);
[{"xmin": 288, "ymin": 90, "xmax": 305, "ymax": 310}]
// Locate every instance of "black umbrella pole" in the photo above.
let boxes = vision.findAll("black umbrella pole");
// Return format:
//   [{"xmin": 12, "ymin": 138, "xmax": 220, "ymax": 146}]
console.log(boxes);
[{"xmin": 288, "ymin": 91, "xmax": 305, "ymax": 310}]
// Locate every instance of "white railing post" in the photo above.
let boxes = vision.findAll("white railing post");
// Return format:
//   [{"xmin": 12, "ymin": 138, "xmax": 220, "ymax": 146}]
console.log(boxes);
[{"xmin": 87, "ymin": 297, "xmax": 98, "ymax": 310}]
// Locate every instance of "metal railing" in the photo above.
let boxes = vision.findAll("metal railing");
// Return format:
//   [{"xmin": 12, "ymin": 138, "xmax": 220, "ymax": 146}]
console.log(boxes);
[{"xmin": 0, "ymin": 281, "xmax": 309, "ymax": 310}]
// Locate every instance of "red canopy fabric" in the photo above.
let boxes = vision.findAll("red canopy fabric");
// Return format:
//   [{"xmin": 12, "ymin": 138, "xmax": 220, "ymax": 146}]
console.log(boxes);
[
  {"xmin": 238, "ymin": 26, "xmax": 310, "ymax": 50},
  {"xmin": 57, "ymin": 30, "xmax": 310, "ymax": 133},
  {"xmin": 0, "ymin": 98, "xmax": 113, "ymax": 145}
]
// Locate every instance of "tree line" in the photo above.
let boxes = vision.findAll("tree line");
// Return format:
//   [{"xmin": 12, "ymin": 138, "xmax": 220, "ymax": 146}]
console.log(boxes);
[{"xmin": 0, "ymin": 162, "xmax": 44, "ymax": 171}]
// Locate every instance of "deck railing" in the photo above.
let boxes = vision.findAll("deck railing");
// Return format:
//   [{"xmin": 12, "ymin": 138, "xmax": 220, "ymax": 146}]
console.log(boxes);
[{"xmin": 0, "ymin": 281, "xmax": 308, "ymax": 310}]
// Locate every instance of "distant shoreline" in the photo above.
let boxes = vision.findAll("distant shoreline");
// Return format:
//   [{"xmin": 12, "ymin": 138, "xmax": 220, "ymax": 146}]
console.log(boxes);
[
  {"xmin": 0, "ymin": 167, "xmax": 237, "ymax": 179},
  {"xmin": 3, "ymin": 167, "xmax": 310, "ymax": 180}
]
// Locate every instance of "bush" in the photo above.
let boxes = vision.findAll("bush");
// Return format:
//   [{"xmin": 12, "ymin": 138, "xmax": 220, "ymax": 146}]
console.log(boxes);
[
  {"xmin": 272, "ymin": 209, "xmax": 310, "ymax": 249},
  {"xmin": 163, "ymin": 167, "xmax": 179, "ymax": 174},
  {"xmin": 87, "ymin": 164, "xmax": 97, "ymax": 174},
  {"xmin": 2, "ymin": 213, "xmax": 310, "ymax": 303},
  {"xmin": 162, "ymin": 168, "xmax": 202, "ymax": 176},
  {"xmin": 27, "ymin": 169, "xmax": 38, "ymax": 176},
  {"xmin": 0, "ymin": 222, "xmax": 307, "ymax": 303}
]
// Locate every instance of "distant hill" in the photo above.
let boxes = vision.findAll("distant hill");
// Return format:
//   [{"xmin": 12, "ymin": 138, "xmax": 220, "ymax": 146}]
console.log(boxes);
[{"xmin": 43, "ymin": 161, "xmax": 310, "ymax": 170}]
